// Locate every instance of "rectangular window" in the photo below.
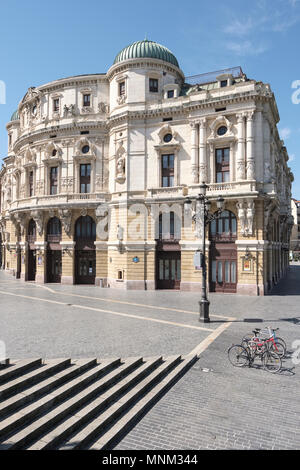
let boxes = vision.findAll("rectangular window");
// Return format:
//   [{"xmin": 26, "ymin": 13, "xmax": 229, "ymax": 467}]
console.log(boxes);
[
  {"xmin": 9, "ymin": 134, "xmax": 12, "ymax": 146},
  {"xmin": 119, "ymin": 81, "xmax": 125, "ymax": 96},
  {"xmin": 167, "ymin": 90, "xmax": 174, "ymax": 98},
  {"xmin": 220, "ymin": 80, "xmax": 228, "ymax": 88},
  {"xmin": 83, "ymin": 94, "xmax": 91, "ymax": 107},
  {"xmin": 53, "ymin": 99, "xmax": 59, "ymax": 112},
  {"xmin": 80, "ymin": 163, "xmax": 91, "ymax": 193},
  {"xmin": 50, "ymin": 166, "xmax": 58, "ymax": 195},
  {"xmin": 29, "ymin": 170, "xmax": 34, "ymax": 197},
  {"xmin": 215, "ymin": 148, "xmax": 230, "ymax": 183},
  {"xmin": 161, "ymin": 154, "xmax": 174, "ymax": 187},
  {"xmin": 149, "ymin": 78, "xmax": 158, "ymax": 92}
]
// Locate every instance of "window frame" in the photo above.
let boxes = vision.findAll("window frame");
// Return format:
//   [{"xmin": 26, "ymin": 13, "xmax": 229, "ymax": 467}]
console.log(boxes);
[
  {"xmin": 215, "ymin": 147, "xmax": 230, "ymax": 183},
  {"xmin": 80, "ymin": 163, "xmax": 91, "ymax": 194},
  {"xmin": 161, "ymin": 154, "xmax": 175, "ymax": 188},
  {"xmin": 49, "ymin": 166, "xmax": 58, "ymax": 196},
  {"xmin": 149, "ymin": 78, "xmax": 159, "ymax": 93}
]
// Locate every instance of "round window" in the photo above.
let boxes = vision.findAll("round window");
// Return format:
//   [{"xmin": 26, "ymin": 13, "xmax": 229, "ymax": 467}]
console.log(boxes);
[
  {"xmin": 217, "ymin": 126, "xmax": 227, "ymax": 136},
  {"xmin": 163, "ymin": 133, "xmax": 172, "ymax": 143},
  {"xmin": 82, "ymin": 145, "xmax": 90, "ymax": 154},
  {"xmin": 32, "ymin": 105, "xmax": 37, "ymax": 116}
]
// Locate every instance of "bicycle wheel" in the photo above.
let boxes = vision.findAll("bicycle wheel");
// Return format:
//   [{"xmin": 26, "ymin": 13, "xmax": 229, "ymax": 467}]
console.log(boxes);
[
  {"xmin": 269, "ymin": 340, "xmax": 286, "ymax": 358},
  {"xmin": 228, "ymin": 345, "xmax": 249, "ymax": 367},
  {"xmin": 262, "ymin": 350, "xmax": 282, "ymax": 373},
  {"xmin": 274, "ymin": 336, "xmax": 287, "ymax": 350}
]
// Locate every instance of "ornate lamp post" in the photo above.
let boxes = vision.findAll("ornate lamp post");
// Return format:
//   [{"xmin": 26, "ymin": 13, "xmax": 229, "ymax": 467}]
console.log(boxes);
[{"xmin": 184, "ymin": 182, "xmax": 225, "ymax": 323}]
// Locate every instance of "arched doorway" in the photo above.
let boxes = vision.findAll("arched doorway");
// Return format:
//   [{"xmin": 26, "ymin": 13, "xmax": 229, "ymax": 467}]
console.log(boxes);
[
  {"xmin": 156, "ymin": 211, "xmax": 181, "ymax": 290},
  {"xmin": 27, "ymin": 219, "xmax": 37, "ymax": 281},
  {"xmin": 46, "ymin": 217, "xmax": 62, "ymax": 283},
  {"xmin": 75, "ymin": 215, "xmax": 96, "ymax": 284},
  {"xmin": 209, "ymin": 210, "xmax": 237, "ymax": 293}
]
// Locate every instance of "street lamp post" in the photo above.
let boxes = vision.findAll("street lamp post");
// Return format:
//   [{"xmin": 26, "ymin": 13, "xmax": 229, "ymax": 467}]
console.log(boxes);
[{"xmin": 185, "ymin": 182, "xmax": 225, "ymax": 323}]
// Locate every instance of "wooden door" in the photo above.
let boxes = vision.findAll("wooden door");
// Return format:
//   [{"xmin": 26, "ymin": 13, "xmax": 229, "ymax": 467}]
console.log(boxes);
[
  {"xmin": 209, "ymin": 210, "xmax": 237, "ymax": 293},
  {"xmin": 210, "ymin": 243, "xmax": 237, "ymax": 293},
  {"xmin": 47, "ymin": 250, "xmax": 62, "ymax": 283},
  {"xmin": 28, "ymin": 249, "xmax": 36, "ymax": 281},
  {"xmin": 75, "ymin": 250, "xmax": 96, "ymax": 284},
  {"xmin": 156, "ymin": 251, "xmax": 181, "ymax": 290}
]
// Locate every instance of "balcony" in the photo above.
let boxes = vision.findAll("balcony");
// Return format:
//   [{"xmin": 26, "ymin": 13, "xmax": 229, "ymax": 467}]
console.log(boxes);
[
  {"xmin": 147, "ymin": 181, "xmax": 258, "ymax": 201},
  {"xmin": 9, "ymin": 192, "xmax": 108, "ymax": 212}
]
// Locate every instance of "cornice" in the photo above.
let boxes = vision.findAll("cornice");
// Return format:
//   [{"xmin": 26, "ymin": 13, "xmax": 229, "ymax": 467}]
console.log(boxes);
[
  {"xmin": 107, "ymin": 57, "xmax": 184, "ymax": 82},
  {"xmin": 12, "ymin": 122, "xmax": 108, "ymax": 153}
]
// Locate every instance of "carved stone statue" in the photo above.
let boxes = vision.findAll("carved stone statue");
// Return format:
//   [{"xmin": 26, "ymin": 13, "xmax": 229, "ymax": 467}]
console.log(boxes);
[
  {"xmin": 59, "ymin": 209, "xmax": 72, "ymax": 236},
  {"xmin": 31, "ymin": 210, "xmax": 44, "ymax": 236},
  {"xmin": 246, "ymin": 200, "xmax": 255, "ymax": 236},
  {"xmin": 236, "ymin": 201, "xmax": 246, "ymax": 235}
]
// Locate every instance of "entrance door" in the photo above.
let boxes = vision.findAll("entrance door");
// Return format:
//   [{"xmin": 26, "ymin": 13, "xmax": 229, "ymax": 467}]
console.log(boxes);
[
  {"xmin": 47, "ymin": 250, "xmax": 62, "ymax": 283},
  {"xmin": 28, "ymin": 250, "xmax": 36, "ymax": 281},
  {"xmin": 209, "ymin": 210, "xmax": 237, "ymax": 293},
  {"xmin": 210, "ymin": 244, "xmax": 237, "ymax": 293},
  {"xmin": 75, "ymin": 250, "xmax": 96, "ymax": 284},
  {"xmin": 157, "ymin": 251, "xmax": 181, "ymax": 290}
]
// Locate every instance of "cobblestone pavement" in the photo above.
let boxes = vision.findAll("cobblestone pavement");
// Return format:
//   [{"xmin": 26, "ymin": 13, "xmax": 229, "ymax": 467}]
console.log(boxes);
[
  {"xmin": 114, "ymin": 264, "xmax": 300, "ymax": 450},
  {"xmin": 0, "ymin": 264, "xmax": 299, "ymax": 449}
]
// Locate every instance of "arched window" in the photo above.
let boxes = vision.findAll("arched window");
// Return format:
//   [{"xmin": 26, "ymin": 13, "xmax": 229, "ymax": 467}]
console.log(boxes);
[
  {"xmin": 210, "ymin": 210, "xmax": 237, "ymax": 240},
  {"xmin": 27, "ymin": 219, "xmax": 36, "ymax": 242},
  {"xmin": 75, "ymin": 216, "xmax": 96, "ymax": 240},
  {"xmin": 47, "ymin": 217, "xmax": 62, "ymax": 241}
]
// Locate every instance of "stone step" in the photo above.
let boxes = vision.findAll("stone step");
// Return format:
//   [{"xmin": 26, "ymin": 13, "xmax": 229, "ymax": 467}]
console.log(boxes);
[
  {"xmin": 57, "ymin": 355, "xmax": 182, "ymax": 451},
  {"xmin": 0, "ymin": 358, "xmax": 10, "ymax": 367},
  {"xmin": 0, "ymin": 354, "xmax": 197, "ymax": 450},
  {"xmin": 89, "ymin": 355, "xmax": 197, "ymax": 450},
  {"xmin": 28, "ymin": 357, "xmax": 163, "ymax": 450},
  {"xmin": 0, "ymin": 359, "xmax": 42, "ymax": 384},
  {"xmin": 0, "ymin": 359, "xmax": 71, "ymax": 400},
  {"xmin": 0, "ymin": 358, "xmax": 122, "ymax": 442},
  {"xmin": 0, "ymin": 358, "xmax": 97, "ymax": 418},
  {"xmin": 0, "ymin": 358, "xmax": 141, "ymax": 449}
]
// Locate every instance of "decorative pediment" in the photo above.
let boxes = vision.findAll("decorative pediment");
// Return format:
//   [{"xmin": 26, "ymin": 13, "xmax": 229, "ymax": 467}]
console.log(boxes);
[
  {"xmin": 23, "ymin": 148, "xmax": 37, "ymax": 167},
  {"xmin": 207, "ymin": 115, "xmax": 235, "ymax": 141},
  {"xmin": 21, "ymin": 87, "xmax": 40, "ymax": 105},
  {"xmin": 43, "ymin": 142, "xmax": 63, "ymax": 164},
  {"xmin": 74, "ymin": 138, "xmax": 96, "ymax": 158}
]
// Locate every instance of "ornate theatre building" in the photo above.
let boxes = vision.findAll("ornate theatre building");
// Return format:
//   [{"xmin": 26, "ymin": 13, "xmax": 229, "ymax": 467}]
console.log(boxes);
[{"xmin": 0, "ymin": 39, "xmax": 294, "ymax": 294}]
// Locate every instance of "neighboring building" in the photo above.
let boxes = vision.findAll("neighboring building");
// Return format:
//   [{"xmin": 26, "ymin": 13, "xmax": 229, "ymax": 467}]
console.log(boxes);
[
  {"xmin": 0, "ymin": 39, "xmax": 294, "ymax": 294},
  {"xmin": 290, "ymin": 199, "xmax": 300, "ymax": 257}
]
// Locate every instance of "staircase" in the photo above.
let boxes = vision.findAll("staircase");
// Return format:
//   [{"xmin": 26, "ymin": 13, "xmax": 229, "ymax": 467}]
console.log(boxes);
[{"xmin": 0, "ymin": 354, "xmax": 197, "ymax": 450}]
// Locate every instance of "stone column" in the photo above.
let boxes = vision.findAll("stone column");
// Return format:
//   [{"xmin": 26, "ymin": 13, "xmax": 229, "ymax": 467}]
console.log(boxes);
[
  {"xmin": 263, "ymin": 115, "xmax": 271, "ymax": 183},
  {"xmin": 190, "ymin": 122, "xmax": 199, "ymax": 183},
  {"xmin": 246, "ymin": 111, "xmax": 255, "ymax": 180},
  {"xmin": 236, "ymin": 113, "xmax": 246, "ymax": 181},
  {"xmin": 209, "ymin": 143, "xmax": 215, "ymax": 183},
  {"xmin": 199, "ymin": 118, "xmax": 207, "ymax": 183}
]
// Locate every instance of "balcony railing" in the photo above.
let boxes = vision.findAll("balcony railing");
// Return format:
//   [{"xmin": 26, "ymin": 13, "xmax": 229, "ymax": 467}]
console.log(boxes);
[{"xmin": 9, "ymin": 192, "xmax": 107, "ymax": 210}]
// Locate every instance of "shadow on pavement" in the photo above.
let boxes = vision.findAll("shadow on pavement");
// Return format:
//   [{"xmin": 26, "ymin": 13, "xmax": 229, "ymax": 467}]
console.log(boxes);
[{"xmin": 269, "ymin": 265, "xmax": 300, "ymax": 296}]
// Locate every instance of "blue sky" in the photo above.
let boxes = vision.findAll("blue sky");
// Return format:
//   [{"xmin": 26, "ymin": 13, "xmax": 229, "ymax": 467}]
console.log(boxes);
[{"xmin": 0, "ymin": 0, "xmax": 299, "ymax": 197}]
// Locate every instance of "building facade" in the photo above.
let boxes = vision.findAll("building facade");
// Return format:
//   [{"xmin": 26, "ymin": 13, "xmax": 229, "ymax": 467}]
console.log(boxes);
[
  {"xmin": 0, "ymin": 39, "xmax": 294, "ymax": 294},
  {"xmin": 290, "ymin": 199, "xmax": 300, "ymax": 258}
]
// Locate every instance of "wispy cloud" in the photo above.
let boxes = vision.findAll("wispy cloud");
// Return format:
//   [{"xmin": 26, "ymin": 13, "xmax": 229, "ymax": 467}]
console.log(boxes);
[
  {"xmin": 223, "ymin": 0, "xmax": 300, "ymax": 55},
  {"xmin": 226, "ymin": 40, "xmax": 268, "ymax": 56},
  {"xmin": 280, "ymin": 128, "xmax": 292, "ymax": 140},
  {"xmin": 289, "ymin": 153, "xmax": 295, "ymax": 162}
]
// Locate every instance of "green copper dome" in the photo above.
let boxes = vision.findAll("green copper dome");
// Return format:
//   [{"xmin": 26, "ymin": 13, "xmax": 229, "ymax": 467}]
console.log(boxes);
[
  {"xmin": 10, "ymin": 110, "xmax": 20, "ymax": 121},
  {"xmin": 113, "ymin": 39, "xmax": 179, "ymax": 68}
]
